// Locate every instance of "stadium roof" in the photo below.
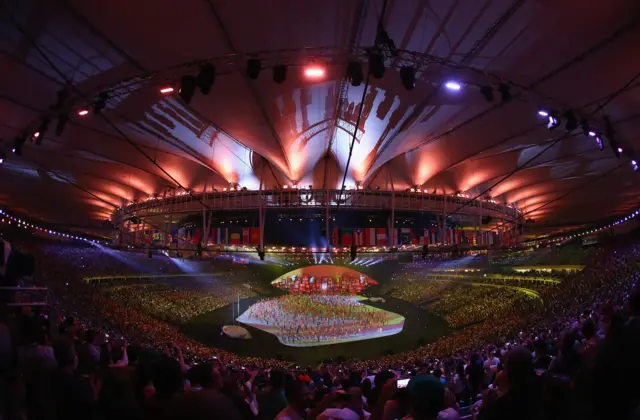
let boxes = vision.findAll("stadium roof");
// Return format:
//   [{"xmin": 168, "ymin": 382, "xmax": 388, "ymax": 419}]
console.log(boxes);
[{"xmin": 1, "ymin": 0, "xmax": 639, "ymax": 233}]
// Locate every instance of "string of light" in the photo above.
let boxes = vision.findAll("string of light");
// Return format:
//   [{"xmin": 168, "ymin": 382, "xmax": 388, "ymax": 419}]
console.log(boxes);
[
  {"xmin": 0, "ymin": 208, "xmax": 107, "ymax": 245},
  {"xmin": 528, "ymin": 207, "xmax": 640, "ymax": 246}
]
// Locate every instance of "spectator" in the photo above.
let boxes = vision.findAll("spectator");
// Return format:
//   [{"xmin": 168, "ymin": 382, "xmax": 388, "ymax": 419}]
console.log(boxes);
[
  {"xmin": 479, "ymin": 347, "xmax": 540, "ymax": 420},
  {"xmin": 51, "ymin": 338, "xmax": 96, "ymax": 419},
  {"xmin": 257, "ymin": 369, "xmax": 288, "ymax": 420},
  {"xmin": 275, "ymin": 379, "xmax": 312, "ymax": 420}
]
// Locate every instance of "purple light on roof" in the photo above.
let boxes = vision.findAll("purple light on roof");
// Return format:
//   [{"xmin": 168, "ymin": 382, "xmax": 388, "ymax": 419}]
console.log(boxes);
[
  {"xmin": 444, "ymin": 81, "xmax": 462, "ymax": 91},
  {"xmin": 618, "ymin": 147, "xmax": 623, "ymax": 153},
  {"xmin": 588, "ymin": 131, "xmax": 596, "ymax": 137},
  {"xmin": 538, "ymin": 110, "xmax": 549, "ymax": 117}
]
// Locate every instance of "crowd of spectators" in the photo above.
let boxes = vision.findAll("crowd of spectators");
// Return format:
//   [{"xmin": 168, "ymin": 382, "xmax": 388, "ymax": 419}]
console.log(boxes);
[
  {"xmin": 488, "ymin": 245, "xmax": 595, "ymax": 267},
  {"xmin": 107, "ymin": 282, "xmax": 255, "ymax": 325},
  {"xmin": 1, "ymin": 231, "xmax": 640, "ymax": 419}
]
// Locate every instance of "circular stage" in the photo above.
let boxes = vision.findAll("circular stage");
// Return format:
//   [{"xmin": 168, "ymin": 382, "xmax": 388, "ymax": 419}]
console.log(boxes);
[
  {"xmin": 222, "ymin": 325, "xmax": 252, "ymax": 339},
  {"xmin": 236, "ymin": 295, "xmax": 404, "ymax": 347},
  {"xmin": 182, "ymin": 296, "xmax": 450, "ymax": 364}
]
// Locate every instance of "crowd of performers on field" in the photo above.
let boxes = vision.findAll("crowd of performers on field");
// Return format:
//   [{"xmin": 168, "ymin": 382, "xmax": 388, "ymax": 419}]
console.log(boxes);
[
  {"xmin": 272, "ymin": 272, "xmax": 377, "ymax": 295},
  {"xmin": 240, "ymin": 295, "xmax": 392, "ymax": 344}
]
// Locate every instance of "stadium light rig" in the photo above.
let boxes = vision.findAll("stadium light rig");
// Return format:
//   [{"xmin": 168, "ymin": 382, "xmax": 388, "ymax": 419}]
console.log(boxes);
[
  {"xmin": 160, "ymin": 86, "xmax": 175, "ymax": 94},
  {"xmin": 77, "ymin": 109, "xmax": 89, "ymax": 116}
]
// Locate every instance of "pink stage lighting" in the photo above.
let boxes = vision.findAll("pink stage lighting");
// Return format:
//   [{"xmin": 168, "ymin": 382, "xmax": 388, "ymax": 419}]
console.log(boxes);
[
  {"xmin": 77, "ymin": 109, "xmax": 89, "ymax": 116},
  {"xmin": 304, "ymin": 66, "xmax": 325, "ymax": 80},
  {"xmin": 160, "ymin": 87, "xmax": 175, "ymax": 94}
]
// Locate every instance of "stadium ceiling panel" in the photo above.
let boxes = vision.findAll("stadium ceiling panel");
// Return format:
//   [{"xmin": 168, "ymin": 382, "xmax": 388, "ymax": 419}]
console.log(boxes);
[{"xmin": 0, "ymin": 0, "xmax": 639, "ymax": 230}]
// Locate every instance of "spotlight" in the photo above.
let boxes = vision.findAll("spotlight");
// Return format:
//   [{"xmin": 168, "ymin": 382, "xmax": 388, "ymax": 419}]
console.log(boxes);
[
  {"xmin": 93, "ymin": 92, "xmax": 108, "ymax": 114},
  {"xmin": 480, "ymin": 85, "xmax": 494, "ymax": 102},
  {"xmin": 611, "ymin": 140, "xmax": 621, "ymax": 158},
  {"xmin": 12, "ymin": 135, "xmax": 25, "ymax": 156},
  {"xmin": 498, "ymin": 83, "xmax": 511, "ymax": 102},
  {"xmin": 178, "ymin": 75, "xmax": 197, "ymax": 104},
  {"xmin": 304, "ymin": 65, "xmax": 325, "ymax": 80},
  {"xmin": 633, "ymin": 160, "xmax": 639, "ymax": 172},
  {"xmin": 564, "ymin": 110, "xmax": 578, "ymax": 131},
  {"xmin": 347, "ymin": 62, "xmax": 364, "ymax": 86},
  {"xmin": 35, "ymin": 117, "xmax": 50, "ymax": 145},
  {"xmin": 547, "ymin": 115, "xmax": 560, "ymax": 131},
  {"xmin": 56, "ymin": 114, "xmax": 69, "ymax": 136},
  {"xmin": 273, "ymin": 65, "xmax": 287, "ymax": 84},
  {"xmin": 246, "ymin": 58, "xmax": 262, "ymax": 79},
  {"xmin": 444, "ymin": 81, "xmax": 462, "ymax": 91},
  {"xmin": 400, "ymin": 67, "xmax": 415, "ymax": 90},
  {"xmin": 595, "ymin": 136, "xmax": 604, "ymax": 151},
  {"xmin": 160, "ymin": 86, "xmax": 175, "ymax": 94},
  {"xmin": 197, "ymin": 63, "xmax": 216, "ymax": 94},
  {"xmin": 538, "ymin": 110, "xmax": 549, "ymax": 117},
  {"xmin": 368, "ymin": 52, "xmax": 385, "ymax": 79},
  {"xmin": 77, "ymin": 109, "xmax": 89, "ymax": 116}
]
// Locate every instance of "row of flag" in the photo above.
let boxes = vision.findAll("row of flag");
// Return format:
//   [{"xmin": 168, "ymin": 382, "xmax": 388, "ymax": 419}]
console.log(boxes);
[
  {"xmin": 128, "ymin": 226, "xmax": 516, "ymax": 247},
  {"xmin": 331, "ymin": 227, "xmax": 503, "ymax": 246}
]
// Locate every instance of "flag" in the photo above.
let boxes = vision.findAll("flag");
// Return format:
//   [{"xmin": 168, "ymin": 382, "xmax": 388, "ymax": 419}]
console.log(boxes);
[
  {"xmin": 250, "ymin": 227, "xmax": 260, "ymax": 245},
  {"xmin": 353, "ymin": 228, "xmax": 364, "ymax": 245},
  {"xmin": 192, "ymin": 228, "xmax": 200, "ymax": 244},
  {"xmin": 214, "ymin": 227, "xmax": 228, "ymax": 244},
  {"xmin": 341, "ymin": 228, "xmax": 353, "ymax": 246},
  {"xmin": 390, "ymin": 228, "xmax": 398, "ymax": 245},
  {"xmin": 364, "ymin": 228, "xmax": 376, "ymax": 246},
  {"xmin": 332, "ymin": 227, "xmax": 339, "ymax": 246},
  {"xmin": 229, "ymin": 227, "xmax": 242, "ymax": 245},
  {"xmin": 242, "ymin": 227, "xmax": 250, "ymax": 244},
  {"xmin": 399, "ymin": 228, "xmax": 412, "ymax": 245},
  {"xmin": 420, "ymin": 228, "xmax": 429, "ymax": 245},
  {"xmin": 375, "ymin": 227, "xmax": 387, "ymax": 245}
]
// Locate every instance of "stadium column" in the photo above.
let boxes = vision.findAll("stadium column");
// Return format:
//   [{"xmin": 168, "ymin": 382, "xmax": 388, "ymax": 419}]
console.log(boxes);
[
  {"xmin": 202, "ymin": 209, "xmax": 207, "ymax": 246},
  {"xmin": 325, "ymin": 189, "xmax": 330, "ymax": 252},
  {"xmin": 442, "ymin": 194, "xmax": 447, "ymax": 246},
  {"xmin": 164, "ymin": 218, "xmax": 169, "ymax": 247},
  {"xmin": 111, "ymin": 221, "xmax": 117, "ymax": 245},
  {"xmin": 258, "ymin": 181, "xmax": 264, "ymax": 252},
  {"xmin": 389, "ymin": 168, "xmax": 395, "ymax": 247}
]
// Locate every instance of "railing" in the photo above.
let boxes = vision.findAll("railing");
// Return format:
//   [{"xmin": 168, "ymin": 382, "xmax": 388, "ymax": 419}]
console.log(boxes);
[
  {"xmin": 0, "ymin": 286, "xmax": 53, "ymax": 307},
  {"xmin": 112, "ymin": 189, "xmax": 519, "ymax": 224}
]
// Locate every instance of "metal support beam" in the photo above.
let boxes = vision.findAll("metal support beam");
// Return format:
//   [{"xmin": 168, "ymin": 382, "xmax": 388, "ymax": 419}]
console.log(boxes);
[
  {"xmin": 201, "ymin": 208, "xmax": 207, "ymax": 245},
  {"xmin": 389, "ymin": 168, "xmax": 396, "ymax": 247},
  {"xmin": 442, "ymin": 194, "xmax": 447, "ymax": 245},
  {"xmin": 258, "ymin": 169, "xmax": 264, "ymax": 252}
]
